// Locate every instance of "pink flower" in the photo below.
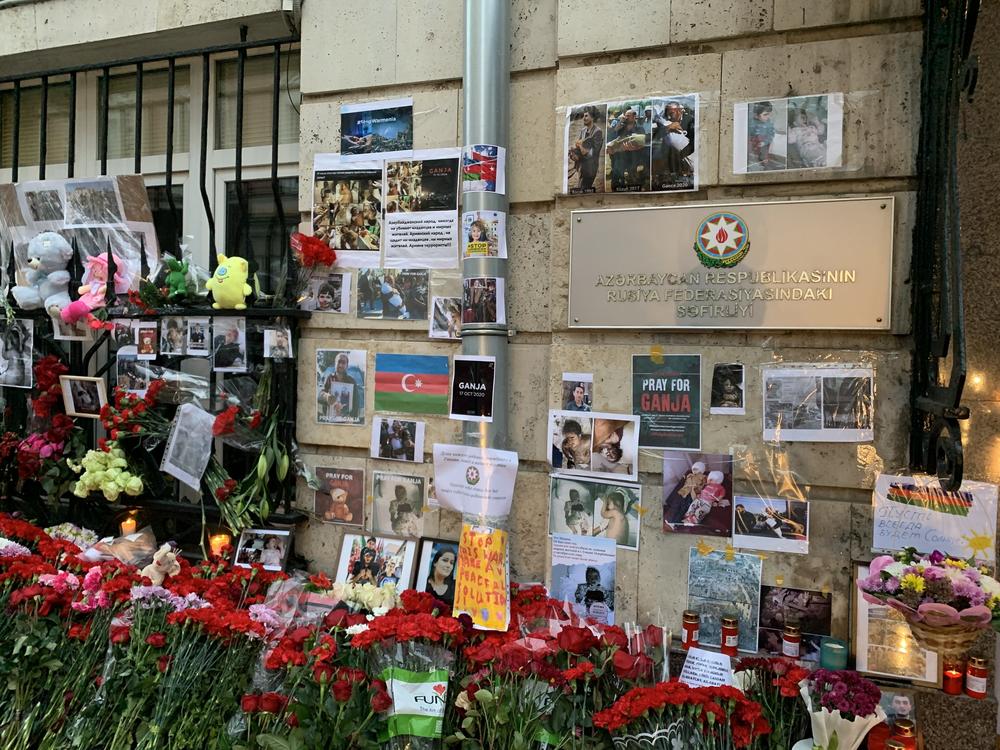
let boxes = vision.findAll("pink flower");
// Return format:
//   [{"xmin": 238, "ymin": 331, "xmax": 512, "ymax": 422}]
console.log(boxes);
[{"xmin": 868, "ymin": 555, "xmax": 896, "ymax": 576}]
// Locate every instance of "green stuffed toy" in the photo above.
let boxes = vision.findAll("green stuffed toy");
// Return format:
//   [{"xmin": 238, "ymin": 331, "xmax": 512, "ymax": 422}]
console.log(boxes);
[
  {"xmin": 164, "ymin": 258, "xmax": 189, "ymax": 300},
  {"xmin": 205, "ymin": 253, "xmax": 252, "ymax": 310}
]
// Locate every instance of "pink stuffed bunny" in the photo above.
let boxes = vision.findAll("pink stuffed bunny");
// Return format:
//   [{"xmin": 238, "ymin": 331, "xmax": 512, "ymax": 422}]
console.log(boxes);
[{"xmin": 61, "ymin": 254, "xmax": 131, "ymax": 324}]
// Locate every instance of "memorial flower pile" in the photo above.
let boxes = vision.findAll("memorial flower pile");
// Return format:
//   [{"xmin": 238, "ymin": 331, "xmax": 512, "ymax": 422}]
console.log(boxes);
[
  {"xmin": 857, "ymin": 548, "xmax": 1000, "ymax": 628},
  {"xmin": 734, "ymin": 657, "xmax": 810, "ymax": 750},
  {"xmin": 0, "ymin": 516, "xmax": 780, "ymax": 750}
]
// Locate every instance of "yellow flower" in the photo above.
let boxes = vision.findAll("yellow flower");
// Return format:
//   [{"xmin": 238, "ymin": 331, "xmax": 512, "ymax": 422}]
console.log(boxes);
[
  {"xmin": 944, "ymin": 559, "xmax": 968, "ymax": 570},
  {"xmin": 988, "ymin": 596, "xmax": 1000, "ymax": 612},
  {"xmin": 901, "ymin": 574, "xmax": 926, "ymax": 593}
]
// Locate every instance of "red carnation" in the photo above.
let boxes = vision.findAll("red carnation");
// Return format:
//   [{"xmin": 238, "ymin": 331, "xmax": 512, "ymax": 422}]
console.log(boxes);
[
  {"xmin": 145, "ymin": 632, "xmax": 167, "ymax": 648},
  {"xmin": 157, "ymin": 655, "xmax": 172, "ymax": 673},
  {"xmin": 371, "ymin": 689, "xmax": 392, "ymax": 713},
  {"xmin": 241, "ymin": 694, "xmax": 259, "ymax": 713},
  {"xmin": 332, "ymin": 679, "xmax": 353, "ymax": 702}
]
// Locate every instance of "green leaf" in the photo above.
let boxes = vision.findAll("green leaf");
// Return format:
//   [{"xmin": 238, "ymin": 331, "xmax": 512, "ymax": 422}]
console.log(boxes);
[{"xmin": 473, "ymin": 688, "xmax": 495, "ymax": 707}]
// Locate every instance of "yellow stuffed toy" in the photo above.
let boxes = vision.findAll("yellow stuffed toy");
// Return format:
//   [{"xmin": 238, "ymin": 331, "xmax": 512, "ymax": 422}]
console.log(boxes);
[{"xmin": 205, "ymin": 253, "xmax": 251, "ymax": 310}]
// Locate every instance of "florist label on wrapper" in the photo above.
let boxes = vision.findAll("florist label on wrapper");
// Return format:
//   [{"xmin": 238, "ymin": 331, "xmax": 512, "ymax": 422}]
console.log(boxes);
[
  {"xmin": 453, "ymin": 524, "xmax": 510, "ymax": 631},
  {"xmin": 872, "ymin": 474, "xmax": 998, "ymax": 565}
]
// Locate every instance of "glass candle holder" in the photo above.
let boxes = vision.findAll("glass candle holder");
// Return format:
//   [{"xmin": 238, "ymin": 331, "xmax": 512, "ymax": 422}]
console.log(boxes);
[{"xmin": 819, "ymin": 638, "xmax": 848, "ymax": 670}]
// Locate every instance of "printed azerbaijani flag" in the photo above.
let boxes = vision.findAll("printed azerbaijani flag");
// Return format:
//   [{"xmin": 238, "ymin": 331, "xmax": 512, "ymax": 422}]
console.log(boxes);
[
  {"xmin": 374, "ymin": 353, "xmax": 450, "ymax": 415},
  {"xmin": 887, "ymin": 482, "xmax": 974, "ymax": 517}
]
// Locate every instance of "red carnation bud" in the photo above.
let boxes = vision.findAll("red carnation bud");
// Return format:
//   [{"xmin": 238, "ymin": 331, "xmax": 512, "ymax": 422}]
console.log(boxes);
[{"xmin": 240, "ymin": 694, "xmax": 259, "ymax": 713}]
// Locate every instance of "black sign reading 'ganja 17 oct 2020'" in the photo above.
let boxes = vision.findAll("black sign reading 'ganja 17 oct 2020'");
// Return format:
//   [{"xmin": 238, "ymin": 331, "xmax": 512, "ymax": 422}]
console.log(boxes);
[{"xmin": 632, "ymin": 354, "xmax": 702, "ymax": 450}]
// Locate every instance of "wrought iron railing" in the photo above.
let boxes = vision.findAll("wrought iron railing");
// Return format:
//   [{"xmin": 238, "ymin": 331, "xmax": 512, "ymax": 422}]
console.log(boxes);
[{"xmin": 910, "ymin": 0, "xmax": 979, "ymax": 490}]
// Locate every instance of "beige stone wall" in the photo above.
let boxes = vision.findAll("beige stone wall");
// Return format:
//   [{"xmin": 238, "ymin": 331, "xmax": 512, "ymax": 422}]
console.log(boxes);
[{"xmin": 293, "ymin": 0, "xmax": 924, "ymax": 643}]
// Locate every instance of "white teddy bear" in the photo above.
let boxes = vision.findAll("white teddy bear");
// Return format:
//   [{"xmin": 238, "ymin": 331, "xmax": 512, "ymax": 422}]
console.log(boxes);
[{"xmin": 12, "ymin": 231, "xmax": 74, "ymax": 315}]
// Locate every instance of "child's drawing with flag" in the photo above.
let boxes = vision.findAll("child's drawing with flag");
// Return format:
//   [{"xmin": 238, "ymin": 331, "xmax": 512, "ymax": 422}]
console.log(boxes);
[{"xmin": 462, "ymin": 144, "xmax": 505, "ymax": 194}]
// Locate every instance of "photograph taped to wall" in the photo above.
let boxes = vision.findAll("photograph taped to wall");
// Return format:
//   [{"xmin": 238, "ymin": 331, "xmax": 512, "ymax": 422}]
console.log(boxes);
[
  {"xmin": 301, "ymin": 272, "xmax": 351, "ymax": 314},
  {"xmin": 733, "ymin": 93, "xmax": 844, "ymax": 174},
  {"xmin": 160, "ymin": 403, "xmax": 215, "ymax": 488},
  {"xmin": 340, "ymin": 97, "xmax": 413, "ymax": 160},
  {"xmin": 561, "ymin": 373, "xmax": 593, "ymax": 412},
  {"xmin": 314, "ymin": 466, "xmax": 365, "ymax": 526},
  {"xmin": 135, "ymin": 322, "xmax": 158, "ymax": 360},
  {"xmin": 212, "ymin": 318, "xmax": 247, "ymax": 373},
  {"xmin": 52, "ymin": 315, "xmax": 92, "ymax": 342},
  {"xmin": 450, "ymin": 355, "xmax": 495, "ymax": 423},
  {"xmin": 335, "ymin": 533, "xmax": 417, "ymax": 590},
  {"xmin": 371, "ymin": 416, "xmax": 425, "ymax": 463},
  {"xmin": 757, "ymin": 585, "xmax": 832, "ymax": 662},
  {"xmin": 548, "ymin": 474, "xmax": 640, "ymax": 551},
  {"xmin": 316, "ymin": 348, "xmax": 367, "ymax": 425},
  {"xmin": 762, "ymin": 366, "xmax": 874, "ymax": 442},
  {"xmin": 159, "ymin": 316, "xmax": 185, "ymax": 355},
  {"xmin": 872, "ymin": 473, "xmax": 998, "ymax": 566},
  {"xmin": 550, "ymin": 533, "xmax": 617, "ymax": 625},
  {"xmin": 64, "ymin": 177, "xmax": 124, "ymax": 226},
  {"xmin": 547, "ymin": 409, "xmax": 639, "ymax": 482},
  {"xmin": 263, "ymin": 326, "xmax": 293, "ymax": 360},
  {"xmin": 662, "ymin": 452, "xmax": 733, "ymax": 537},
  {"xmin": 564, "ymin": 103, "xmax": 607, "ymax": 194},
  {"xmin": 462, "ymin": 209, "xmax": 507, "ymax": 258},
  {"xmin": 429, "ymin": 296, "xmax": 462, "ymax": 340},
  {"xmin": 853, "ymin": 563, "xmax": 941, "ymax": 687},
  {"xmin": 687, "ymin": 548, "xmax": 762, "ymax": 653},
  {"xmin": 312, "ymin": 155, "xmax": 383, "ymax": 267},
  {"xmin": 357, "ymin": 268, "xmax": 428, "ymax": 321},
  {"xmin": 185, "ymin": 317, "xmax": 210, "ymax": 356},
  {"xmin": 733, "ymin": 496, "xmax": 809, "ymax": 554},
  {"xmin": 461, "ymin": 144, "xmax": 505, "ymax": 194},
  {"xmin": 384, "ymin": 148, "xmax": 461, "ymax": 269},
  {"xmin": 710, "ymin": 363, "xmax": 745, "ymax": 415},
  {"xmin": 372, "ymin": 471, "xmax": 426, "ymax": 539}
]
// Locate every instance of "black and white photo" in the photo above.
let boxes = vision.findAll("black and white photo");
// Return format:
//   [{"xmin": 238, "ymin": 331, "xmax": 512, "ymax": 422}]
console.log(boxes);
[
  {"xmin": 710, "ymin": 363, "xmax": 745, "ymax": 415},
  {"xmin": 64, "ymin": 178, "xmax": 124, "ymax": 225},
  {"xmin": 372, "ymin": 471, "xmax": 425, "ymax": 538},
  {"xmin": 52, "ymin": 315, "xmax": 92, "ymax": 342},
  {"xmin": 160, "ymin": 403, "xmax": 215, "ymax": 488},
  {"xmin": 234, "ymin": 528, "xmax": 292, "ymax": 572},
  {"xmin": 59, "ymin": 376, "xmax": 107, "ymax": 419},
  {"xmin": 0, "ymin": 319, "xmax": 34, "ymax": 389},
  {"xmin": 263, "ymin": 326, "xmax": 293, "ymax": 360},
  {"xmin": 550, "ymin": 533, "xmax": 617, "ymax": 625},
  {"xmin": 370, "ymin": 417, "xmax": 424, "ymax": 463},
  {"xmin": 762, "ymin": 366, "xmax": 874, "ymax": 442}
]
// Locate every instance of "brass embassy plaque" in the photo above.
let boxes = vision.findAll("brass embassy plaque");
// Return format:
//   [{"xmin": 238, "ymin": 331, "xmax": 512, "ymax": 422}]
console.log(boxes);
[{"xmin": 568, "ymin": 196, "xmax": 894, "ymax": 329}]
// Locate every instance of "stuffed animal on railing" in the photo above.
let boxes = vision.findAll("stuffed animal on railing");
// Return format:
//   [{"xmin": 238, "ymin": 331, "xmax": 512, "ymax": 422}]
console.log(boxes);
[
  {"xmin": 12, "ymin": 231, "xmax": 74, "ymax": 315},
  {"xmin": 60, "ymin": 253, "xmax": 131, "ymax": 325},
  {"xmin": 140, "ymin": 543, "xmax": 181, "ymax": 586},
  {"xmin": 205, "ymin": 253, "xmax": 251, "ymax": 310},
  {"xmin": 164, "ymin": 258, "xmax": 190, "ymax": 300}
]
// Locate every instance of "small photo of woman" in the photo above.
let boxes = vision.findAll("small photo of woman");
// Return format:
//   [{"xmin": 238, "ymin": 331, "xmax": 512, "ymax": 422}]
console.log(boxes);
[
  {"xmin": 233, "ymin": 529, "xmax": 292, "ymax": 572},
  {"xmin": 414, "ymin": 538, "xmax": 459, "ymax": 609}
]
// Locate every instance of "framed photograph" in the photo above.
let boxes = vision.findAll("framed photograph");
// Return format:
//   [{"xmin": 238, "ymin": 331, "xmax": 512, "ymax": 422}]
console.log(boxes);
[
  {"xmin": 60, "ymin": 376, "xmax": 107, "ymax": 419},
  {"xmin": 370, "ymin": 417, "xmax": 425, "ymax": 463},
  {"xmin": 852, "ymin": 563, "xmax": 942, "ymax": 687},
  {"xmin": 185, "ymin": 317, "xmax": 210, "ymax": 356},
  {"xmin": 160, "ymin": 316, "xmax": 186, "ymax": 355},
  {"xmin": 414, "ymin": 537, "xmax": 459, "ymax": 609},
  {"xmin": 263, "ymin": 326, "xmax": 293, "ymax": 360},
  {"xmin": 757, "ymin": 585, "xmax": 832, "ymax": 662},
  {"xmin": 234, "ymin": 528, "xmax": 292, "ymax": 572},
  {"xmin": 372, "ymin": 471, "xmax": 425, "ymax": 538},
  {"xmin": 334, "ymin": 533, "xmax": 417, "ymax": 590},
  {"xmin": 314, "ymin": 466, "xmax": 365, "ymax": 526},
  {"xmin": 135, "ymin": 322, "xmax": 158, "ymax": 360},
  {"xmin": 548, "ymin": 474, "xmax": 640, "ymax": 551},
  {"xmin": 561, "ymin": 372, "xmax": 593, "ymax": 412},
  {"xmin": 160, "ymin": 403, "xmax": 215, "ymax": 488},
  {"xmin": 429, "ymin": 296, "xmax": 462, "ymax": 340},
  {"xmin": 547, "ymin": 409, "xmax": 639, "ymax": 482},
  {"xmin": 0, "ymin": 319, "xmax": 34, "ymax": 389},
  {"xmin": 212, "ymin": 318, "xmax": 247, "ymax": 373},
  {"xmin": 733, "ymin": 496, "xmax": 810, "ymax": 554},
  {"xmin": 316, "ymin": 349, "xmax": 366, "ymax": 425},
  {"xmin": 662, "ymin": 452, "xmax": 734, "ymax": 537}
]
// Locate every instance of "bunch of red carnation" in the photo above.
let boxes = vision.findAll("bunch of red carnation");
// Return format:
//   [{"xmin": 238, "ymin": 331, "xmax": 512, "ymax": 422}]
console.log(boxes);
[
  {"xmin": 99, "ymin": 383, "xmax": 171, "ymax": 441},
  {"xmin": 32, "ymin": 356, "xmax": 69, "ymax": 418},
  {"xmin": 349, "ymin": 609, "xmax": 467, "ymax": 650},
  {"xmin": 290, "ymin": 232, "xmax": 337, "ymax": 268}
]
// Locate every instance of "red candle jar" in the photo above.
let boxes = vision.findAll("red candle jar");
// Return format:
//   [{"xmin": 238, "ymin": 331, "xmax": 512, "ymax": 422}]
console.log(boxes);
[
  {"xmin": 681, "ymin": 610, "xmax": 700, "ymax": 650},
  {"xmin": 885, "ymin": 740, "xmax": 906, "ymax": 750},
  {"xmin": 781, "ymin": 624, "xmax": 801, "ymax": 658},
  {"xmin": 720, "ymin": 616, "xmax": 739, "ymax": 656},
  {"xmin": 942, "ymin": 661, "xmax": 964, "ymax": 695},
  {"xmin": 891, "ymin": 718, "xmax": 917, "ymax": 749},
  {"xmin": 965, "ymin": 656, "xmax": 988, "ymax": 699}
]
